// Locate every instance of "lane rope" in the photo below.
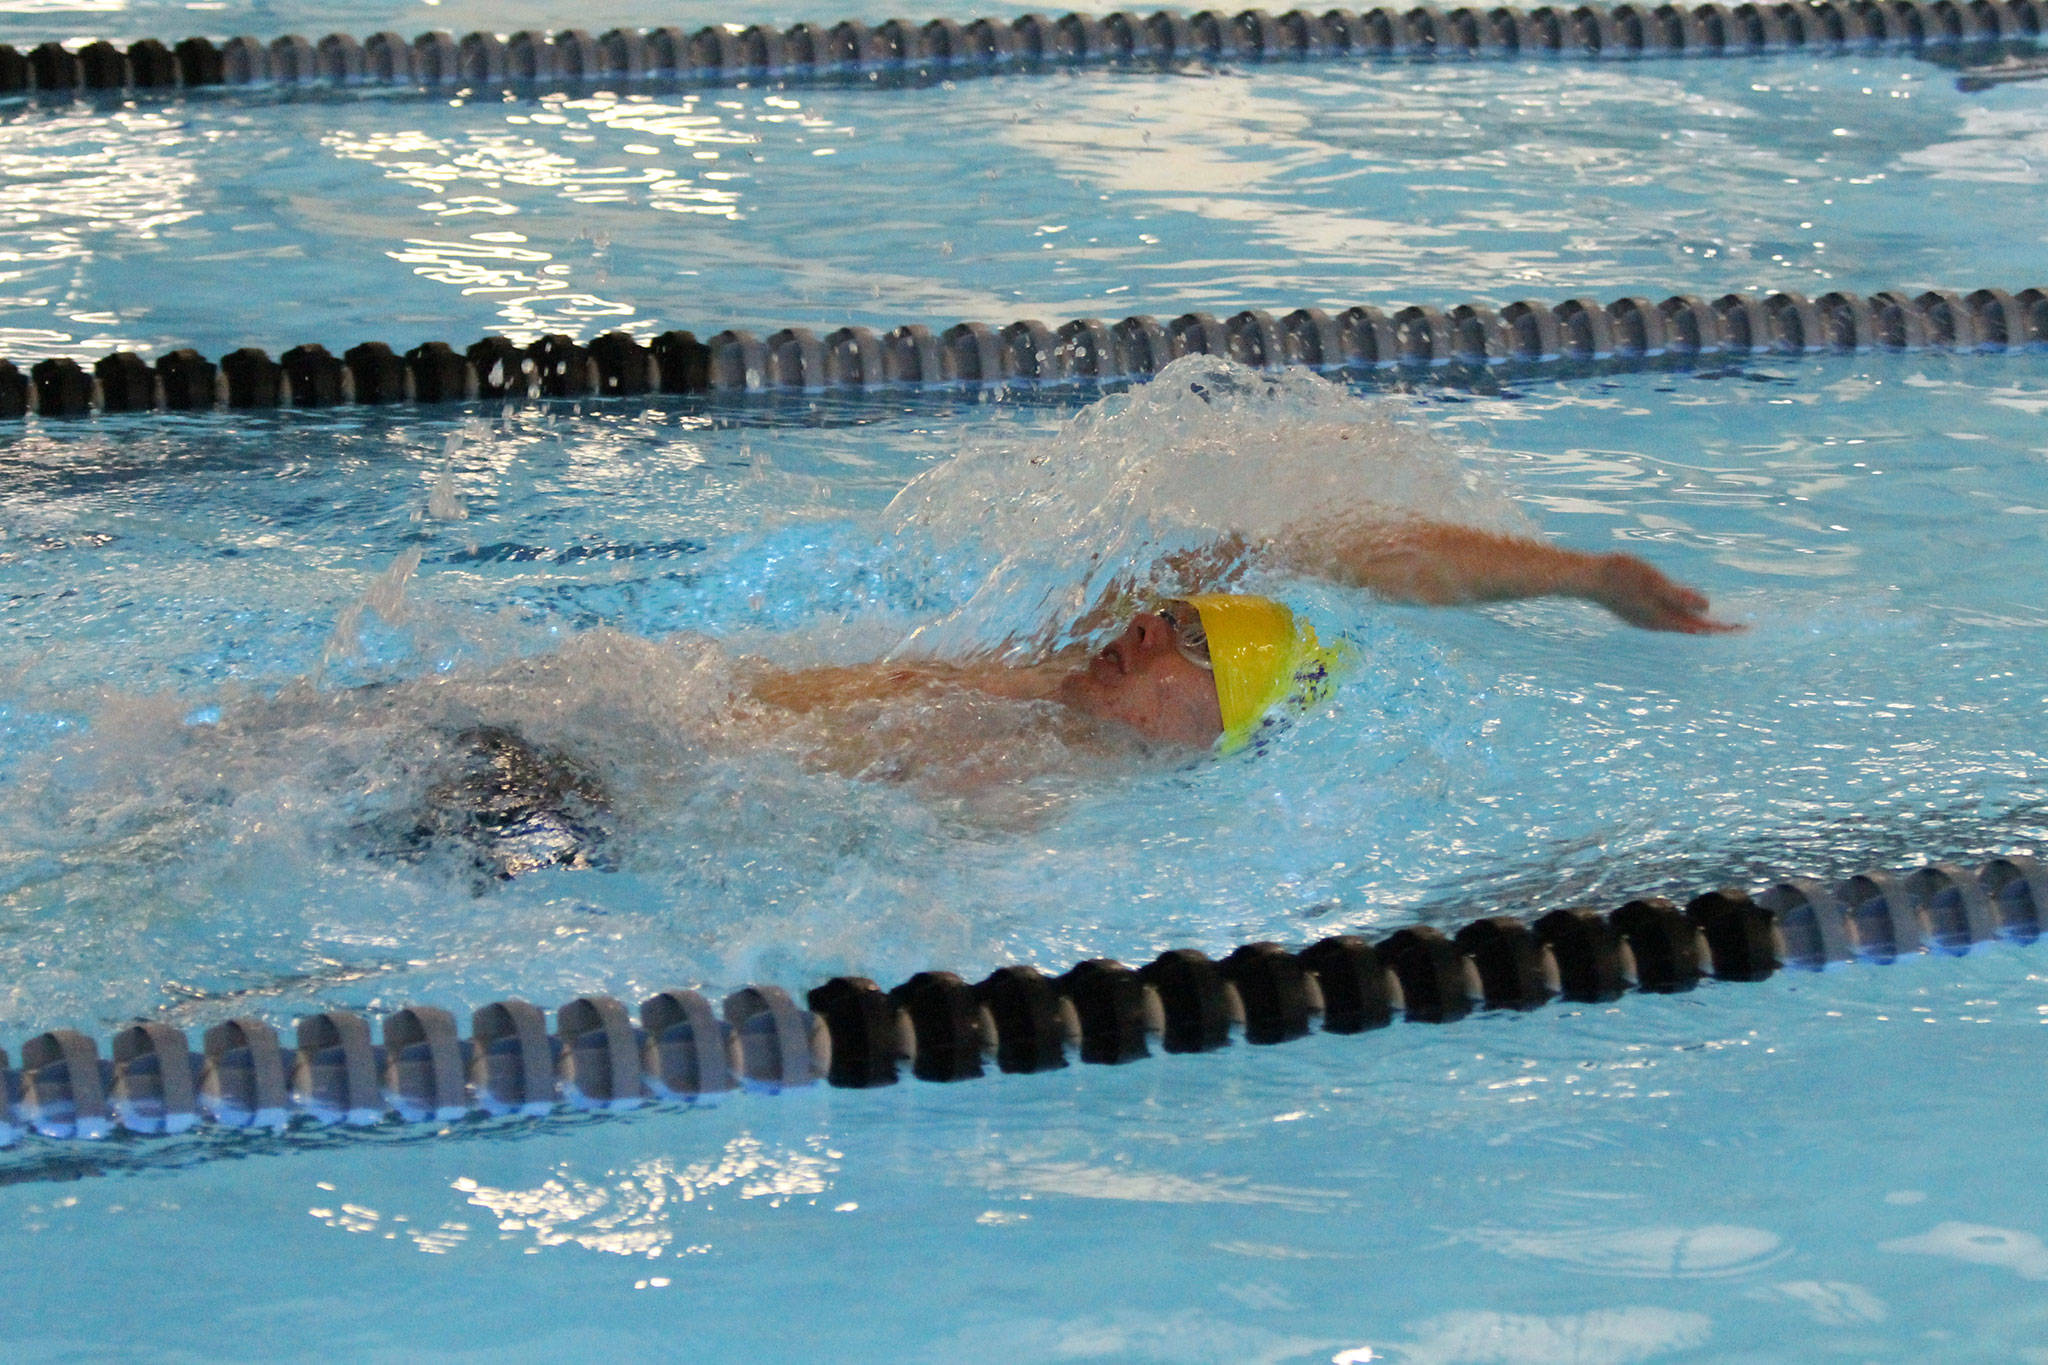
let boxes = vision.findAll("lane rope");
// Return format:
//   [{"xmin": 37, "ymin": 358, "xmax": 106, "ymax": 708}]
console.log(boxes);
[
  {"xmin": 1, "ymin": 2, "xmax": 2044, "ymax": 104},
  {"xmin": 2, "ymin": 284, "xmax": 2043, "ymax": 420},
  {"xmin": 0, "ymin": 854, "xmax": 2040, "ymax": 1149}
]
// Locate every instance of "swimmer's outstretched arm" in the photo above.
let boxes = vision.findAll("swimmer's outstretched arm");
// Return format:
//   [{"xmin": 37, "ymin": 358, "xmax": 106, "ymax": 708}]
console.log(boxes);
[{"xmin": 1271, "ymin": 519, "xmax": 1741, "ymax": 634}]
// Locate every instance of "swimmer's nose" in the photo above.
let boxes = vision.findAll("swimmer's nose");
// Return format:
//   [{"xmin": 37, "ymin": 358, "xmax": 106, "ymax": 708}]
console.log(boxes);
[
  {"xmin": 1100, "ymin": 614, "xmax": 1168, "ymax": 673},
  {"xmin": 1128, "ymin": 612, "xmax": 1172, "ymax": 653}
]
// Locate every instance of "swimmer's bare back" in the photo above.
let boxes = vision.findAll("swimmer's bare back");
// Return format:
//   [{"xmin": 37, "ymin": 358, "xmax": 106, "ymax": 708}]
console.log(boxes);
[
  {"xmin": 739, "ymin": 653, "xmax": 1132, "ymax": 795},
  {"xmin": 744, "ymin": 657, "xmax": 1074, "ymax": 715}
]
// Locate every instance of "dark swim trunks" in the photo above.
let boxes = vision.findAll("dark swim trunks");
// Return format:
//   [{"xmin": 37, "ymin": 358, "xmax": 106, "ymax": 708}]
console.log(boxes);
[{"xmin": 403, "ymin": 726, "xmax": 614, "ymax": 887}]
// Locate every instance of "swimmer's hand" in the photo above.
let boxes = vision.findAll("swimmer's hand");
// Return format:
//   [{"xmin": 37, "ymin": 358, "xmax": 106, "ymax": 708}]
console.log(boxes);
[{"xmin": 1587, "ymin": 554, "xmax": 1744, "ymax": 634}]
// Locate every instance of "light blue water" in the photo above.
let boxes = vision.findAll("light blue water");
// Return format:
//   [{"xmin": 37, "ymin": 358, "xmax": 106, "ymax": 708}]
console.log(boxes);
[{"xmin": 2, "ymin": 4, "xmax": 2047, "ymax": 1362}]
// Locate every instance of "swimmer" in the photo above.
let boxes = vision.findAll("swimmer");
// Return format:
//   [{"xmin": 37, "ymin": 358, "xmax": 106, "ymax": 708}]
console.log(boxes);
[
  {"xmin": 743, "ymin": 515, "xmax": 1738, "ymax": 759},
  {"xmin": 409, "ymin": 515, "xmax": 1734, "ymax": 876}
]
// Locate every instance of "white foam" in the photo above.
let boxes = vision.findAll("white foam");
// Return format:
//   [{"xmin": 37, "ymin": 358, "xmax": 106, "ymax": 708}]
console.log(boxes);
[{"xmin": 882, "ymin": 355, "xmax": 1525, "ymax": 660}]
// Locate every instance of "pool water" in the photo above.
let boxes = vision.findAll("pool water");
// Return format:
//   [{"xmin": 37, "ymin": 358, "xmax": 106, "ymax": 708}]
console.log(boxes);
[{"xmin": 2, "ymin": 4, "xmax": 2047, "ymax": 1362}]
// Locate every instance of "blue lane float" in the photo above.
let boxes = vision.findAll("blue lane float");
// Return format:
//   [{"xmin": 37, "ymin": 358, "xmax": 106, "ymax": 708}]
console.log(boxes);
[
  {"xmin": 0, "ymin": 853, "xmax": 2040, "ymax": 1149},
  {"xmin": 1, "ymin": 2, "xmax": 2044, "ymax": 103},
  {"xmin": 0, "ymin": 284, "xmax": 2042, "ymax": 420}
]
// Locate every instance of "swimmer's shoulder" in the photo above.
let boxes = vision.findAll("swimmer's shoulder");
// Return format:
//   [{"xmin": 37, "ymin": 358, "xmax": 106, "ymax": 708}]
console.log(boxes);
[{"xmin": 744, "ymin": 656, "xmax": 1071, "ymax": 713}]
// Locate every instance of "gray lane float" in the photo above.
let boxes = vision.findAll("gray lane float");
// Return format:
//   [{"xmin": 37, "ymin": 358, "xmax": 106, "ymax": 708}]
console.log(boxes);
[
  {"xmin": 0, "ymin": 2, "xmax": 2043, "ymax": 104},
  {"xmin": 0, "ymin": 285, "xmax": 2042, "ymax": 420},
  {"xmin": 0, "ymin": 853, "xmax": 2040, "ymax": 1148}
]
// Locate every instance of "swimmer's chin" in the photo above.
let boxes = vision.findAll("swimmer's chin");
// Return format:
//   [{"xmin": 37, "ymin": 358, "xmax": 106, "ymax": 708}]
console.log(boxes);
[
  {"xmin": 1051, "ymin": 677, "xmax": 1206, "ymax": 761},
  {"xmin": 1053, "ymin": 666, "xmax": 1093, "ymax": 712},
  {"xmin": 1053, "ymin": 668, "xmax": 1139, "ymax": 738}
]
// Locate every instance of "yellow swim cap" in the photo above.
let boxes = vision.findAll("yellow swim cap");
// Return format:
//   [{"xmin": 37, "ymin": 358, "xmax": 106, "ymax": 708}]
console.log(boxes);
[{"xmin": 1183, "ymin": 593, "xmax": 1350, "ymax": 753}]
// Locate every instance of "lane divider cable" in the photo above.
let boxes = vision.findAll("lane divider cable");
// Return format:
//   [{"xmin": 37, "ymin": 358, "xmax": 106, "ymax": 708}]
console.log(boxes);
[{"xmin": 0, "ymin": 854, "xmax": 2040, "ymax": 1148}]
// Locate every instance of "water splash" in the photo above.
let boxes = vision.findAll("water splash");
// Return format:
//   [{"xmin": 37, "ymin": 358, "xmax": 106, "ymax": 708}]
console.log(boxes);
[
  {"xmin": 425, "ymin": 424, "xmax": 477, "ymax": 523},
  {"xmin": 319, "ymin": 548, "xmax": 423, "ymax": 678},
  {"xmin": 881, "ymin": 356, "xmax": 1525, "ymax": 660}
]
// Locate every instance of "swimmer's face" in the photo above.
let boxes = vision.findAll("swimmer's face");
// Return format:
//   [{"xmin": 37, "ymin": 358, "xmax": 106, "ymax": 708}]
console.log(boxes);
[{"xmin": 1058, "ymin": 610, "xmax": 1225, "ymax": 749}]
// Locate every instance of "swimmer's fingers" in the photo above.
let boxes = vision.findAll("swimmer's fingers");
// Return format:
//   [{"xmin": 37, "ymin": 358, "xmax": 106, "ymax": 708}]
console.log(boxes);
[
  {"xmin": 1593, "ymin": 555, "xmax": 1746, "ymax": 634},
  {"xmin": 1669, "ymin": 609, "xmax": 1746, "ymax": 635},
  {"xmin": 1658, "ymin": 581, "xmax": 1744, "ymax": 634}
]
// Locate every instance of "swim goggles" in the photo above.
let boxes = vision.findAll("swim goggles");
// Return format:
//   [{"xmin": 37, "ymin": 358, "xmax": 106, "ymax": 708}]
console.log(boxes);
[{"xmin": 1156, "ymin": 599, "xmax": 1214, "ymax": 671}]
